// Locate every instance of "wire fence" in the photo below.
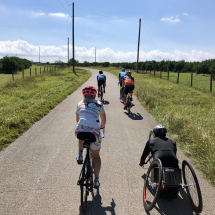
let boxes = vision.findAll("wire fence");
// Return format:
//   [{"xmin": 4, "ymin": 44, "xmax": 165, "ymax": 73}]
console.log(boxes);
[
  {"xmin": 136, "ymin": 69, "xmax": 214, "ymax": 93},
  {"xmin": 0, "ymin": 65, "xmax": 63, "ymax": 87}
]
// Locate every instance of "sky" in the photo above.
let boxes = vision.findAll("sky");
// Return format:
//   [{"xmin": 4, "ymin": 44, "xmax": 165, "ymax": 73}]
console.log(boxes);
[{"xmin": 0, "ymin": 0, "xmax": 215, "ymax": 63}]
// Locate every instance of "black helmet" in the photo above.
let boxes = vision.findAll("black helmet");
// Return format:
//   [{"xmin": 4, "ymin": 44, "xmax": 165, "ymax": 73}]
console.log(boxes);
[
  {"xmin": 99, "ymin": 70, "xmax": 103, "ymax": 74},
  {"xmin": 153, "ymin": 125, "xmax": 167, "ymax": 136},
  {"xmin": 126, "ymin": 71, "xmax": 131, "ymax": 76}
]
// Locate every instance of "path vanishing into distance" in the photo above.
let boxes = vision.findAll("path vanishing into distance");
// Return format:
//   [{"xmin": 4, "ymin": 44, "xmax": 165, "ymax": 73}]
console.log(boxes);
[{"xmin": 0, "ymin": 69, "xmax": 215, "ymax": 215}]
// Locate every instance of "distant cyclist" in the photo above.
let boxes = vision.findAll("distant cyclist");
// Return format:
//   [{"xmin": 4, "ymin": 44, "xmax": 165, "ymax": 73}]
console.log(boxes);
[
  {"xmin": 139, "ymin": 125, "xmax": 179, "ymax": 200},
  {"xmin": 122, "ymin": 71, "xmax": 134, "ymax": 110},
  {"xmin": 118, "ymin": 68, "xmax": 127, "ymax": 99},
  {"xmin": 97, "ymin": 70, "xmax": 106, "ymax": 97},
  {"xmin": 75, "ymin": 85, "xmax": 106, "ymax": 188}
]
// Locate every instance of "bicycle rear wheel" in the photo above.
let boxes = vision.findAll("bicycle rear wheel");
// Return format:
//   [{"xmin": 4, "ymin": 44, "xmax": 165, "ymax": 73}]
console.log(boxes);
[
  {"xmin": 126, "ymin": 94, "xmax": 131, "ymax": 113},
  {"xmin": 80, "ymin": 162, "xmax": 88, "ymax": 213},
  {"xmin": 100, "ymin": 85, "xmax": 103, "ymax": 101},
  {"xmin": 143, "ymin": 159, "xmax": 163, "ymax": 211},
  {"xmin": 182, "ymin": 160, "xmax": 203, "ymax": 213}
]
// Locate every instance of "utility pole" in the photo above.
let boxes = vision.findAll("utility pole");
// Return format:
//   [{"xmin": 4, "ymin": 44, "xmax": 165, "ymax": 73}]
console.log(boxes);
[
  {"xmin": 69, "ymin": 3, "xmax": 75, "ymax": 72},
  {"xmin": 136, "ymin": 18, "xmax": 141, "ymax": 73},
  {"xmin": 39, "ymin": 47, "xmax": 40, "ymax": 64},
  {"xmin": 68, "ymin": 37, "xmax": 69, "ymax": 67},
  {"xmin": 72, "ymin": 2, "xmax": 74, "ymax": 73},
  {"xmin": 95, "ymin": 47, "xmax": 96, "ymax": 66}
]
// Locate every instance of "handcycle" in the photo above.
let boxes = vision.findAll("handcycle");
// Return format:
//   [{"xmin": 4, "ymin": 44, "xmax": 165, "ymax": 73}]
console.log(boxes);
[
  {"xmin": 142, "ymin": 132, "xmax": 203, "ymax": 213},
  {"xmin": 77, "ymin": 128, "xmax": 105, "ymax": 213}
]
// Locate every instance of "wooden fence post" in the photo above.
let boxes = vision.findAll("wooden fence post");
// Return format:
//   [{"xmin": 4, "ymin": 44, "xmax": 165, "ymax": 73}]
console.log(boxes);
[
  {"xmin": 177, "ymin": 70, "xmax": 180, "ymax": 84},
  {"xmin": 12, "ymin": 71, "xmax": 14, "ymax": 81},
  {"xmin": 167, "ymin": 68, "xmax": 169, "ymax": 80},
  {"xmin": 191, "ymin": 72, "xmax": 193, "ymax": 87}
]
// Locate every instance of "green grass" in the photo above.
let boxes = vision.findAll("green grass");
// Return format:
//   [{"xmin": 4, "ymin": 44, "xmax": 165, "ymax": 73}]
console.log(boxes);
[
  {"xmin": 142, "ymin": 70, "xmax": 214, "ymax": 94},
  {"xmin": 0, "ymin": 67, "xmax": 91, "ymax": 151},
  {"xmin": 0, "ymin": 65, "xmax": 56, "ymax": 87},
  {"xmin": 95, "ymin": 67, "xmax": 215, "ymax": 185}
]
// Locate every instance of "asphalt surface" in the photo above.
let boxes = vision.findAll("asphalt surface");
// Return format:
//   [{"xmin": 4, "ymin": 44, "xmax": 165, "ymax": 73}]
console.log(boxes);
[{"xmin": 0, "ymin": 69, "xmax": 215, "ymax": 215}]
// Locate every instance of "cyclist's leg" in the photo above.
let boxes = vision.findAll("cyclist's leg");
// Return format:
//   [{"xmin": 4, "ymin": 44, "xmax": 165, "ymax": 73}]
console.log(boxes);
[
  {"xmin": 120, "ymin": 81, "xmax": 122, "ymax": 98},
  {"xmin": 97, "ymin": 81, "xmax": 101, "ymax": 97},
  {"xmin": 123, "ymin": 86, "xmax": 128, "ymax": 108},
  {"xmin": 90, "ymin": 129, "xmax": 101, "ymax": 188},
  {"xmin": 103, "ymin": 82, "xmax": 106, "ymax": 93},
  {"xmin": 75, "ymin": 126, "xmax": 84, "ymax": 164}
]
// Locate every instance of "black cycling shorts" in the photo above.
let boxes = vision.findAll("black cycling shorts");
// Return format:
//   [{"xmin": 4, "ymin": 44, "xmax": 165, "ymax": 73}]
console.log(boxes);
[
  {"xmin": 98, "ymin": 80, "xmax": 105, "ymax": 87},
  {"xmin": 124, "ymin": 86, "xmax": 134, "ymax": 94}
]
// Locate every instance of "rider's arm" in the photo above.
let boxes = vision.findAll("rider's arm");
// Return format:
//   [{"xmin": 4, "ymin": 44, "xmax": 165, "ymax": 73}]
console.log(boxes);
[
  {"xmin": 140, "ymin": 141, "xmax": 150, "ymax": 165},
  {"xmin": 100, "ymin": 112, "xmax": 106, "ymax": 128},
  {"xmin": 76, "ymin": 114, "xmax": 79, "ymax": 123}
]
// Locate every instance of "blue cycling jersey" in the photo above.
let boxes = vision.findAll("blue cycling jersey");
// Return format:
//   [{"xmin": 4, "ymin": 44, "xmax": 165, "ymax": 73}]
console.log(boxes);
[
  {"xmin": 97, "ymin": 74, "xmax": 106, "ymax": 81},
  {"xmin": 119, "ymin": 72, "xmax": 127, "ymax": 81}
]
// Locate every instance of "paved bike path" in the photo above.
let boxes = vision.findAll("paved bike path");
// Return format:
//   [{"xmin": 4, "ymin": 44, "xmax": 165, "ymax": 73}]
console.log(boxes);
[{"xmin": 0, "ymin": 69, "xmax": 214, "ymax": 215}]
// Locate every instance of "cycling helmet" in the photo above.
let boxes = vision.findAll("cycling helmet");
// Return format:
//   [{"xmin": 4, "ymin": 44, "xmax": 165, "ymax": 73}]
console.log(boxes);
[
  {"xmin": 121, "ymin": 68, "xmax": 125, "ymax": 72},
  {"xmin": 153, "ymin": 125, "xmax": 167, "ymax": 136},
  {"xmin": 82, "ymin": 85, "xmax": 97, "ymax": 96},
  {"xmin": 126, "ymin": 71, "xmax": 131, "ymax": 76},
  {"xmin": 99, "ymin": 70, "xmax": 103, "ymax": 74}
]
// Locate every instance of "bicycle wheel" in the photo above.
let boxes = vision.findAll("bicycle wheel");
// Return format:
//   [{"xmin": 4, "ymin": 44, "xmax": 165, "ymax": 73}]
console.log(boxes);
[
  {"xmin": 100, "ymin": 85, "xmax": 103, "ymax": 101},
  {"xmin": 80, "ymin": 161, "xmax": 88, "ymax": 213},
  {"xmin": 182, "ymin": 160, "xmax": 203, "ymax": 213},
  {"xmin": 143, "ymin": 159, "xmax": 163, "ymax": 211},
  {"xmin": 126, "ymin": 94, "xmax": 131, "ymax": 113}
]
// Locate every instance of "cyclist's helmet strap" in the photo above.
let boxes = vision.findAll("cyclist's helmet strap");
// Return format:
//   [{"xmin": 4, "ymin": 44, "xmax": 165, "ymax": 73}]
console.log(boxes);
[{"xmin": 153, "ymin": 125, "xmax": 167, "ymax": 136}]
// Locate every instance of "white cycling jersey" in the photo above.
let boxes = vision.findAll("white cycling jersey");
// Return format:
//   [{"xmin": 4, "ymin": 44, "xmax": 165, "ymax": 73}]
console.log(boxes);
[{"xmin": 76, "ymin": 100, "xmax": 105, "ymax": 129}]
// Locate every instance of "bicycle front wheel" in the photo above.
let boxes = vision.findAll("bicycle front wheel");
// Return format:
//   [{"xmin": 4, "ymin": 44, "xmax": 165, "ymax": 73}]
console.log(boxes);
[
  {"xmin": 143, "ymin": 159, "xmax": 163, "ymax": 211},
  {"xmin": 182, "ymin": 160, "xmax": 203, "ymax": 213},
  {"xmin": 80, "ymin": 162, "xmax": 88, "ymax": 213}
]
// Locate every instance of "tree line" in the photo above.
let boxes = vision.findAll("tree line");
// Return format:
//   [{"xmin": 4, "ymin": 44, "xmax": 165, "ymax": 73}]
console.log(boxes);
[{"xmin": 0, "ymin": 56, "xmax": 32, "ymax": 74}]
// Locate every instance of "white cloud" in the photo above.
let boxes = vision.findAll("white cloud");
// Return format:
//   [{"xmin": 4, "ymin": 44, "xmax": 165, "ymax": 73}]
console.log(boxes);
[
  {"xmin": 183, "ymin": 13, "xmax": 188, "ymax": 16},
  {"xmin": 0, "ymin": 40, "xmax": 214, "ymax": 63},
  {"xmin": 31, "ymin": 12, "xmax": 45, "ymax": 16},
  {"xmin": 49, "ymin": 13, "xmax": 68, "ymax": 18},
  {"xmin": 161, "ymin": 15, "xmax": 181, "ymax": 23}
]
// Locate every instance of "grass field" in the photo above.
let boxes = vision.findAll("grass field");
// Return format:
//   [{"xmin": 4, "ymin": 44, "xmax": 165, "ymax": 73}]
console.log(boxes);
[
  {"xmin": 94, "ymin": 67, "xmax": 215, "ymax": 185},
  {"xmin": 140, "ymin": 70, "xmax": 214, "ymax": 94},
  {"xmin": 0, "ymin": 67, "xmax": 91, "ymax": 151},
  {"xmin": 0, "ymin": 65, "xmax": 57, "ymax": 87}
]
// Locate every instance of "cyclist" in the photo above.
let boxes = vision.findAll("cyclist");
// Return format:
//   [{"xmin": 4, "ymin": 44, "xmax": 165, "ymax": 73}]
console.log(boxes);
[
  {"xmin": 97, "ymin": 70, "xmax": 106, "ymax": 97},
  {"xmin": 122, "ymin": 71, "xmax": 134, "ymax": 110},
  {"xmin": 139, "ymin": 125, "xmax": 179, "ymax": 200},
  {"xmin": 75, "ymin": 85, "xmax": 106, "ymax": 188},
  {"xmin": 118, "ymin": 68, "xmax": 127, "ymax": 99}
]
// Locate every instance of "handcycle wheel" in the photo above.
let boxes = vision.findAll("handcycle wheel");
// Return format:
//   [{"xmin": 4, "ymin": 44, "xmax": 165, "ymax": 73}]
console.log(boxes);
[
  {"xmin": 143, "ymin": 159, "xmax": 163, "ymax": 211},
  {"xmin": 182, "ymin": 160, "xmax": 203, "ymax": 213},
  {"xmin": 80, "ymin": 162, "xmax": 88, "ymax": 213}
]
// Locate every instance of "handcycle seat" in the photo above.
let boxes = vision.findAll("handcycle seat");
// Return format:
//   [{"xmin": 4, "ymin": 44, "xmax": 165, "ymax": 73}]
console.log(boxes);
[{"xmin": 162, "ymin": 167, "xmax": 182, "ymax": 187}]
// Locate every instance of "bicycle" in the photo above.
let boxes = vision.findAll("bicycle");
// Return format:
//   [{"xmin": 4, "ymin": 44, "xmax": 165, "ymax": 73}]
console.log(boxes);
[
  {"xmin": 77, "ymin": 129, "xmax": 105, "ymax": 213},
  {"xmin": 125, "ymin": 89, "xmax": 133, "ymax": 114},
  {"xmin": 99, "ymin": 84, "xmax": 104, "ymax": 101},
  {"xmin": 142, "ymin": 131, "xmax": 203, "ymax": 213}
]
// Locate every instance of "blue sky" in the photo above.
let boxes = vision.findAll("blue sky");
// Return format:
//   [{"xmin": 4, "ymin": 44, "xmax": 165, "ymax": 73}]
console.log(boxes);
[{"xmin": 0, "ymin": 0, "xmax": 215, "ymax": 63}]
